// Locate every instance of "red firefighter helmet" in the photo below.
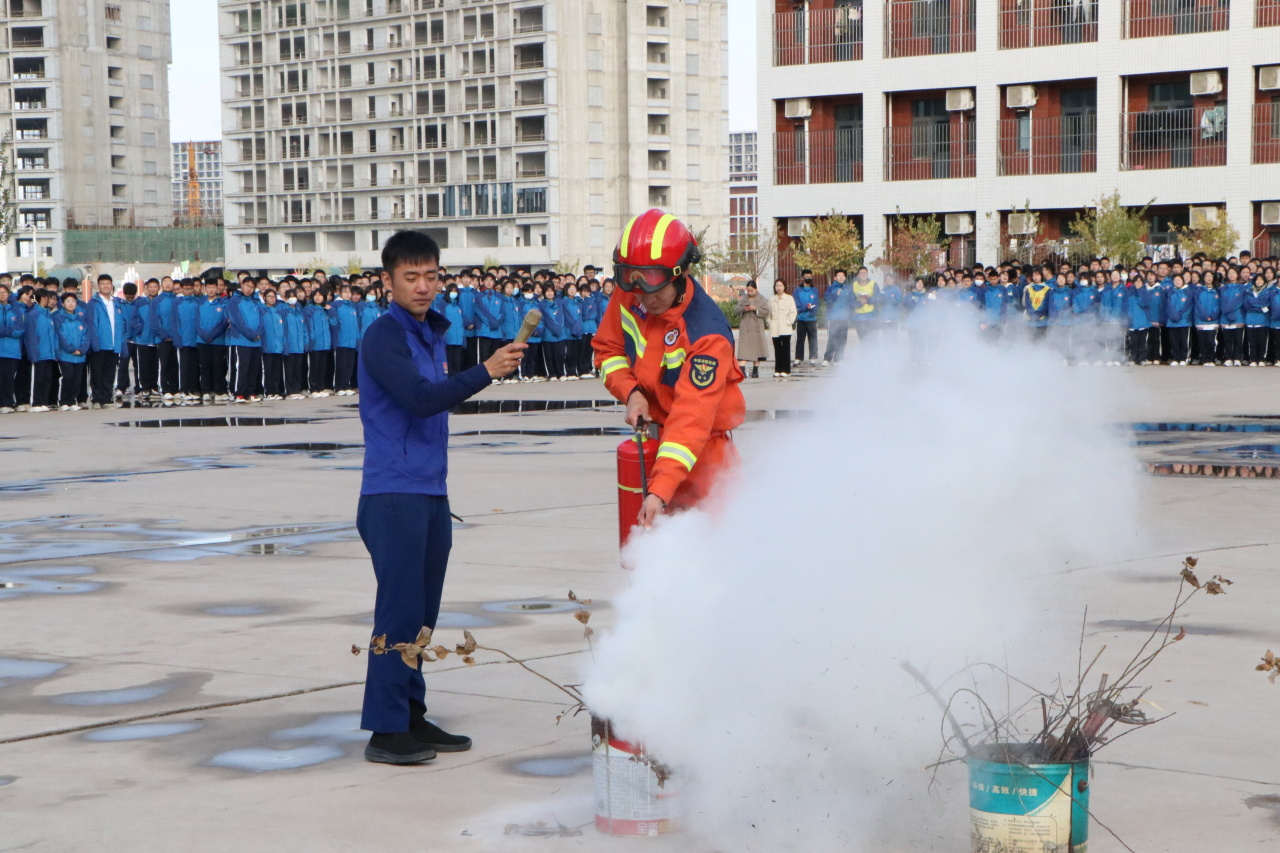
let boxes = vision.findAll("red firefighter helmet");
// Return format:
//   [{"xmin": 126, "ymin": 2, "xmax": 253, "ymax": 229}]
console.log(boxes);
[{"xmin": 612, "ymin": 209, "xmax": 702, "ymax": 293}]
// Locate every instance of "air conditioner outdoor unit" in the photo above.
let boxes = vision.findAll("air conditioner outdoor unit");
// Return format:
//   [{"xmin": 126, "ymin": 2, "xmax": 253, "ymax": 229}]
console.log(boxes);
[
  {"xmin": 946, "ymin": 89, "xmax": 974, "ymax": 111},
  {"xmin": 788, "ymin": 217, "xmax": 813, "ymax": 236},
  {"xmin": 1005, "ymin": 85, "xmax": 1037, "ymax": 110},
  {"xmin": 1008, "ymin": 212, "xmax": 1038, "ymax": 235},
  {"xmin": 945, "ymin": 213, "xmax": 974, "ymax": 235},
  {"xmin": 1261, "ymin": 203, "xmax": 1280, "ymax": 226},
  {"xmin": 1189, "ymin": 206, "xmax": 1222, "ymax": 229},
  {"xmin": 1260, "ymin": 66, "xmax": 1280, "ymax": 91},
  {"xmin": 784, "ymin": 98, "xmax": 812, "ymax": 120},
  {"xmin": 1190, "ymin": 71, "xmax": 1223, "ymax": 97}
]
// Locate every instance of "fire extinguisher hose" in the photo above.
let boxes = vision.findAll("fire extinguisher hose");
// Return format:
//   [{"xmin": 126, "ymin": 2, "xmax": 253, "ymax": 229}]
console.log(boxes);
[{"xmin": 634, "ymin": 416, "xmax": 649, "ymax": 499}]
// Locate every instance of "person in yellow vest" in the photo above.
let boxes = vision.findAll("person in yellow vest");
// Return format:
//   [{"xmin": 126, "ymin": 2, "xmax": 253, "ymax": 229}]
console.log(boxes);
[{"xmin": 850, "ymin": 266, "xmax": 880, "ymax": 345}]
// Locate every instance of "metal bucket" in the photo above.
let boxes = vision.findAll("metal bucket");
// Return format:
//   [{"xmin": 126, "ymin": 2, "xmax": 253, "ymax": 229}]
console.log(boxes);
[
  {"xmin": 967, "ymin": 743, "xmax": 1090, "ymax": 853},
  {"xmin": 591, "ymin": 715, "xmax": 680, "ymax": 836}
]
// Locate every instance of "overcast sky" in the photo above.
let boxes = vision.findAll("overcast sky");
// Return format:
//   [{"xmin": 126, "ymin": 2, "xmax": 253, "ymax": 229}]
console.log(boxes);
[{"xmin": 168, "ymin": 2, "xmax": 758, "ymax": 141}]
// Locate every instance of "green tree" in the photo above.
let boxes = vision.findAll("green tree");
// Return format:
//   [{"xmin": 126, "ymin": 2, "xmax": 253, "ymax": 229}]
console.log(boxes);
[
  {"xmin": 1171, "ymin": 211, "xmax": 1241, "ymax": 261},
  {"xmin": 1069, "ymin": 193, "xmax": 1152, "ymax": 267},
  {"xmin": 885, "ymin": 213, "xmax": 945, "ymax": 278},
  {"xmin": 792, "ymin": 212, "xmax": 866, "ymax": 277}
]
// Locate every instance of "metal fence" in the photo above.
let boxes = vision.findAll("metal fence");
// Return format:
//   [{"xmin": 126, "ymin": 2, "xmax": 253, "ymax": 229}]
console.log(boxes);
[
  {"xmin": 884, "ymin": 0, "xmax": 976, "ymax": 58},
  {"xmin": 63, "ymin": 226, "xmax": 225, "ymax": 265},
  {"xmin": 774, "ymin": 128, "xmax": 864, "ymax": 186},
  {"xmin": 1122, "ymin": 0, "xmax": 1230, "ymax": 38},
  {"xmin": 997, "ymin": 114, "xmax": 1097, "ymax": 176},
  {"xmin": 1121, "ymin": 106, "xmax": 1227, "ymax": 171},
  {"xmin": 1260, "ymin": 0, "xmax": 1280, "ymax": 26},
  {"xmin": 1255, "ymin": 102, "xmax": 1280, "ymax": 165},
  {"xmin": 773, "ymin": 7, "xmax": 864, "ymax": 66},
  {"xmin": 884, "ymin": 118, "xmax": 977, "ymax": 181},
  {"xmin": 998, "ymin": 0, "xmax": 1098, "ymax": 48}
]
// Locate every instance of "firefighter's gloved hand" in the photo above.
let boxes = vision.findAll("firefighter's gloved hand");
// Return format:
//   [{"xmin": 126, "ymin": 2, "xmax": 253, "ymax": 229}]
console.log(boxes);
[
  {"xmin": 638, "ymin": 494, "xmax": 666, "ymax": 529},
  {"xmin": 625, "ymin": 389, "xmax": 651, "ymax": 429}
]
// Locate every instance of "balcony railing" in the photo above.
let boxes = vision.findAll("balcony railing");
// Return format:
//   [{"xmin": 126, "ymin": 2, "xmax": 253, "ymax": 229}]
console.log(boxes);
[
  {"xmin": 997, "ymin": 113, "xmax": 1097, "ymax": 175},
  {"xmin": 998, "ymin": 0, "xmax": 1097, "ymax": 49},
  {"xmin": 1260, "ymin": 0, "xmax": 1280, "ymax": 26},
  {"xmin": 1123, "ymin": 0, "xmax": 1229, "ymax": 38},
  {"xmin": 774, "ymin": 128, "xmax": 864, "ymax": 185},
  {"xmin": 885, "ymin": 0, "xmax": 975, "ymax": 58},
  {"xmin": 884, "ymin": 118, "xmax": 977, "ymax": 180},
  {"xmin": 514, "ymin": 91, "xmax": 545, "ymax": 106},
  {"xmin": 773, "ymin": 7, "xmax": 863, "ymax": 66},
  {"xmin": 14, "ymin": 100, "xmax": 46, "ymax": 110},
  {"xmin": 1254, "ymin": 102, "xmax": 1280, "ymax": 164},
  {"xmin": 1255, "ymin": 232, "xmax": 1280, "ymax": 259},
  {"xmin": 1121, "ymin": 106, "xmax": 1227, "ymax": 170}
]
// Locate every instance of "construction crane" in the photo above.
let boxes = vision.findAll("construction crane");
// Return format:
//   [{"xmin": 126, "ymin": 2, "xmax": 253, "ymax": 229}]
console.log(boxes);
[{"xmin": 186, "ymin": 142, "xmax": 201, "ymax": 223}]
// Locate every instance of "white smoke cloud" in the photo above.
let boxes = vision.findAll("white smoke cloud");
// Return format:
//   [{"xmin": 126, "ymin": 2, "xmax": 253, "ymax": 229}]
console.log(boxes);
[{"xmin": 584, "ymin": 310, "xmax": 1144, "ymax": 851}]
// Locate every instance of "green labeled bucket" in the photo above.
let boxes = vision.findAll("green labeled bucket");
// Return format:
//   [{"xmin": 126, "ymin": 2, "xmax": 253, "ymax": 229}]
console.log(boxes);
[{"xmin": 967, "ymin": 743, "xmax": 1089, "ymax": 853}]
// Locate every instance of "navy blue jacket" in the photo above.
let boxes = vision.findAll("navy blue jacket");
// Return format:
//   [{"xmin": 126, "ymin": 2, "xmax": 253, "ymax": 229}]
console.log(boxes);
[
  {"xmin": 53, "ymin": 309, "xmax": 88, "ymax": 363},
  {"xmin": 304, "ymin": 303, "xmax": 332, "ymax": 350},
  {"xmin": 282, "ymin": 304, "xmax": 308, "ymax": 355},
  {"xmin": 151, "ymin": 291, "xmax": 178, "ymax": 343},
  {"xmin": 358, "ymin": 301, "xmax": 492, "ymax": 496},
  {"xmin": 793, "ymin": 286, "xmax": 819, "ymax": 323},
  {"xmin": 132, "ymin": 296, "xmax": 159, "ymax": 346},
  {"xmin": 261, "ymin": 302, "xmax": 285, "ymax": 354}
]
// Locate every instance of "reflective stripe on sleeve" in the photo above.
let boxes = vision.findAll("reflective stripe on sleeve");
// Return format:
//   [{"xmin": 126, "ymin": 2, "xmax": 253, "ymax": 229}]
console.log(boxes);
[
  {"xmin": 661, "ymin": 348, "xmax": 686, "ymax": 369},
  {"xmin": 619, "ymin": 305, "xmax": 647, "ymax": 357},
  {"xmin": 656, "ymin": 441, "xmax": 697, "ymax": 471},
  {"xmin": 601, "ymin": 355, "xmax": 629, "ymax": 377}
]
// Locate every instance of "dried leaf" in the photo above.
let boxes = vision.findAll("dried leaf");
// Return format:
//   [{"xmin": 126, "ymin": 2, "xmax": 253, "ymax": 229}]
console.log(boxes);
[
  {"xmin": 583, "ymin": 626, "xmax": 594, "ymax": 638},
  {"xmin": 1185, "ymin": 556, "xmax": 1199, "ymax": 568},
  {"xmin": 1205, "ymin": 580, "xmax": 1224, "ymax": 595},
  {"xmin": 462, "ymin": 630, "xmax": 477, "ymax": 654},
  {"xmin": 1174, "ymin": 626, "xmax": 1186, "ymax": 641},
  {"xmin": 373, "ymin": 634, "xmax": 387, "ymax": 651},
  {"xmin": 1257, "ymin": 663, "xmax": 1270, "ymax": 671},
  {"xmin": 399, "ymin": 647, "xmax": 421, "ymax": 668},
  {"xmin": 574, "ymin": 610, "xmax": 591, "ymax": 624},
  {"xmin": 1266, "ymin": 650, "xmax": 1276, "ymax": 665},
  {"xmin": 415, "ymin": 626, "xmax": 434, "ymax": 647},
  {"xmin": 463, "ymin": 656, "xmax": 475, "ymax": 666},
  {"xmin": 568, "ymin": 590, "xmax": 577, "ymax": 602},
  {"xmin": 1180, "ymin": 567, "xmax": 1201, "ymax": 589},
  {"xmin": 433, "ymin": 645, "xmax": 450, "ymax": 659},
  {"xmin": 372, "ymin": 646, "xmax": 385, "ymax": 655},
  {"xmin": 579, "ymin": 599, "xmax": 593, "ymax": 606},
  {"xmin": 1218, "ymin": 576, "xmax": 1233, "ymax": 585},
  {"xmin": 351, "ymin": 644, "xmax": 362, "ymax": 656}
]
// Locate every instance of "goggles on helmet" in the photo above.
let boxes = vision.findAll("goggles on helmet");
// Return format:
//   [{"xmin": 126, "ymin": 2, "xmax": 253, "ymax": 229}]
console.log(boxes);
[{"xmin": 614, "ymin": 264, "xmax": 681, "ymax": 294}]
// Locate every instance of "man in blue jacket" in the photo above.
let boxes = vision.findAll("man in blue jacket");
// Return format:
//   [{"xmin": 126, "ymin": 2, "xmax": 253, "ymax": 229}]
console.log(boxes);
[
  {"xmin": 133, "ymin": 280, "xmax": 161, "ymax": 400},
  {"xmin": 197, "ymin": 279, "xmax": 230, "ymax": 401},
  {"xmin": 260, "ymin": 288, "xmax": 286, "ymax": 399},
  {"xmin": 330, "ymin": 284, "xmax": 361, "ymax": 395},
  {"xmin": 227, "ymin": 277, "xmax": 264, "ymax": 402},
  {"xmin": 0, "ymin": 284, "xmax": 24, "ymax": 412},
  {"xmin": 1164, "ymin": 274, "xmax": 1194, "ymax": 365},
  {"xmin": 24, "ymin": 288, "xmax": 57, "ymax": 412},
  {"xmin": 87, "ymin": 274, "xmax": 127, "ymax": 409},
  {"xmin": 792, "ymin": 271, "xmax": 819, "ymax": 366},
  {"xmin": 357, "ymin": 230, "xmax": 525, "ymax": 765},
  {"xmin": 114, "ymin": 282, "xmax": 140, "ymax": 401},
  {"xmin": 152, "ymin": 276, "xmax": 180, "ymax": 401},
  {"xmin": 176, "ymin": 279, "xmax": 202, "ymax": 402}
]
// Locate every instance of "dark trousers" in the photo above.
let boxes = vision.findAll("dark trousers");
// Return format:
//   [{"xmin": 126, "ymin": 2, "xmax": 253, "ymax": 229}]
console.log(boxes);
[
  {"xmin": 15, "ymin": 357, "xmax": 30, "ymax": 407},
  {"xmin": 178, "ymin": 347, "xmax": 200, "ymax": 395},
  {"xmin": 1169, "ymin": 327, "xmax": 1192, "ymax": 363},
  {"xmin": 158, "ymin": 340, "xmax": 179, "ymax": 394},
  {"xmin": 57, "ymin": 361, "xmax": 84, "ymax": 407},
  {"xmin": 31, "ymin": 360, "xmax": 54, "ymax": 407},
  {"xmin": 772, "ymin": 335, "xmax": 792, "ymax": 375},
  {"xmin": 478, "ymin": 336, "xmax": 501, "ymax": 366},
  {"xmin": 521, "ymin": 342, "xmax": 542, "ymax": 378},
  {"xmin": 284, "ymin": 354, "xmax": 304, "ymax": 396},
  {"xmin": 1271, "ymin": 329, "xmax": 1280, "ymax": 365},
  {"xmin": 1221, "ymin": 327, "xmax": 1244, "ymax": 363},
  {"xmin": 446, "ymin": 344, "xmax": 464, "ymax": 377},
  {"xmin": 0, "ymin": 357, "xmax": 17, "ymax": 409},
  {"xmin": 334, "ymin": 347, "xmax": 358, "ymax": 391},
  {"xmin": 1145, "ymin": 327, "xmax": 1163, "ymax": 362},
  {"xmin": 233, "ymin": 346, "xmax": 262, "ymax": 398},
  {"xmin": 824, "ymin": 322, "xmax": 849, "ymax": 362},
  {"xmin": 198, "ymin": 343, "xmax": 228, "ymax": 395},
  {"xmin": 1195, "ymin": 329, "xmax": 1218, "ymax": 364},
  {"xmin": 1127, "ymin": 329, "xmax": 1148, "ymax": 364},
  {"xmin": 88, "ymin": 350, "xmax": 118, "ymax": 405},
  {"xmin": 117, "ymin": 344, "xmax": 138, "ymax": 394},
  {"xmin": 358, "ymin": 493, "xmax": 453, "ymax": 733},
  {"xmin": 308, "ymin": 350, "xmax": 332, "ymax": 392},
  {"xmin": 1246, "ymin": 326, "xmax": 1270, "ymax": 364},
  {"xmin": 136, "ymin": 344, "xmax": 159, "ymax": 393},
  {"xmin": 462, "ymin": 336, "xmax": 480, "ymax": 370},
  {"xmin": 544, "ymin": 340, "xmax": 566, "ymax": 378},
  {"xmin": 794, "ymin": 320, "xmax": 818, "ymax": 361},
  {"xmin": 580, "ymin": 334, "xmax": 595, "ymax": 374},
  {"xmin": 262, "ymin": 353, "xmax": 284, "ymax": 397}
]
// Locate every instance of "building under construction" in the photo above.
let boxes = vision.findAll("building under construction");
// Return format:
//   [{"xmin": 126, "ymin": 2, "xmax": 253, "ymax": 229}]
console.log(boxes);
[{"xmin": 171, "ymin": 140, "xmax": 224, "ymax": 226}]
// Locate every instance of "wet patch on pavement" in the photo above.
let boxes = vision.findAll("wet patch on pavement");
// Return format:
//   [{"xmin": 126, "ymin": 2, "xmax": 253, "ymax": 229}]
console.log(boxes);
[
  {"xmin": 450, "ymin": 399, "xmax": 621, "ymax": 415},
  {"xmin": 243, "ymin": 442, "xmax": 362, "ymax": 459},
  {"xmin": 0, "ymin": 776, "xmax": 16, "ymax": 787},
  {"xmin": 0, "ymin": 458, "xmax": 250, "ymax": 496},
  {"xmin": 112, "ymin": 417, "xmax": 330, "ymax": 428},
  {"xmin": 1244, "ymin": 794, "xmax": 1280, "ymax": 827},
  {"xmin": 481, "ymin": 599, "xmax": 581, "ymax": 615},
  {"xmin": 0, "ymin": 567, "xmax": 102, "ymax": 600},
  {"xmin": 83, "ymin": 722, "xmax": 203, "ymax": 742},
  {"xmin": 0, "ymin": 657, "xmax": 67, "ymax": 687},
  {"xmin": 508, "ymin": 754, "xmax": 593, "ymax": 778},
  {"xmin": 207, "ymin": 744, "xmax": 346, "ymax": 772}
]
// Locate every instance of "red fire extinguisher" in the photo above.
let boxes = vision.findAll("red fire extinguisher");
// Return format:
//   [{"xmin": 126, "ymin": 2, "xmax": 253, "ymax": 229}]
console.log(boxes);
[{"xmin": 616, "ymin": 418, "xmax": 657, "ymax": 556}]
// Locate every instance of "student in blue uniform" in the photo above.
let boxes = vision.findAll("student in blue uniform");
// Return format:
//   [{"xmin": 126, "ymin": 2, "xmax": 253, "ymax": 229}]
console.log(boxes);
[
  {"xmin": 1267, "ymin": 270, "xmax": 1280, "ymax": 366},
  {"xmin": 1099, "ymin": 270, "xmax": 1127, "ymax": 365},
  {"xmin": 84, "ymin": 275, "xmax": 125, "ymax": 409},
  {"xmin": 227, "ymin": 276, "xmax": 265, "ymax": 402},
  {"xmin": 132, "ymin": 280, "xmax": 161, "ymax": 399},
  {"xmin": 1072, "ymin": 272, "xmax": 1102, "ymax": 362},
  {"xmin": 822, "ymin": 270, "xmax": 851, "ymax": 364},
  {"xmin": 1192, "ymin": 271, "xmax": 1220, "ymax": 366},
  {"xmin": 1022, "ymin": 270, "xmax": 1051, "ymax": 341},
  {"xmin": 539, "ymin": 283, "xmax": 566, "ymax": 379},
  {"xmin": 1046, "ymin": 273, "xmax": 1074, "ymax": 360},
  {"xmin": 24, "ymin": 290, "xmax": 57, "ymax": 411},
  {"xmin": 259, "ymin": 288, "xmax": 286, "ymax": 400},
  {"xmin": 0, "ymin": 284, "xmax": 23, "ymax": 413},
  {"xmin": 176, "ymin": 279, "xmax": 202, "ymax": 402},
  {"xmin": 305, "ymin": 288, "xmax": 334, "ymax": 396},
  {"xmin": 152, "ymin": 277, "xmax": 180, "ymax": 400},
  {"xmin": 516, "ymin": 284, "xmax": 543, "ymax": 381},
  {"xmin": 1218, "ymin": 270, "xmax": 1246, "ymax": 366},
  {"xmin": 330, "ymin": 284, "xmax": 362, "ymax": 395},
  {"xmin": 1243, "ymin": 274, "xmax": 1273, "ymax": 366},
  {"xmin": 577, "ymin": 278, "xmax": 599, "ymax": 377},
  {"xmin": 1143, "ymin": 270, "xmax": 1168, "ymax": 364},
  {"xmin": 1164, "ymin": 274, "xmax": 1194, "ymax": 365},
  {"xmin": 53, "ymin": 292, "xmax": 88, "ymax": 410},
  {"xmin": 980, "ymin": 272, "xmax": 1007, "ymax": 341},
  {"xmin": 279, "ymin": 288, "xmax": 308, "ymax": 399},
  {"xmin": 561, "ymin": 282, "xmax": 585, "ymax": 380},
  {"xmin": 471, "ymin": 282, "xmax": 502, "ymax": 367},
  {"xmin": 1126, "ymin": 276, "xmax": 1156, "ymax": 364},
  {"xmin": 197, "ymin": 279, "xmax": 230, "ymax": 401}
]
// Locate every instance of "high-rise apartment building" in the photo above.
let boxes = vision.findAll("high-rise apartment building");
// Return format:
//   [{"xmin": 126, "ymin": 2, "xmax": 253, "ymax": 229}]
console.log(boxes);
[
  {"xmin": 761, "ymin": 0, "xmax": 1280, "ymax": 279},
  {"xmin": 172, "ymin": 141, "xmax": 225, "ymax": 225},
  {"xmin": 218, "ymin": 0, "xmax": 728, "ymax": 273},
  {"xmin": 728, "ymin": 130, "xmax": 758, "ymax": 261},
  {"xmin": 1, "ymin": 0, "xmax": 173, "ymax": 270}
]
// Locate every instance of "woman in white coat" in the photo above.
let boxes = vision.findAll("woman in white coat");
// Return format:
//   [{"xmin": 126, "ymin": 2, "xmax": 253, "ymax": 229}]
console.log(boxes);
[{"xmin": 768, "ymin": 279, "xmax": 798, "ymax": 378}]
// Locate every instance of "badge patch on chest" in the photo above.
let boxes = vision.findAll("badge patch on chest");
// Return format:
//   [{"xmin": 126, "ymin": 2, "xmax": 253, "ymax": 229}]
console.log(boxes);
[
  {"xmin": 689, "ymin": 354, "xmax": 718, "ymax": 389},
  {"xmin": 664, "ymin": 329, "xmax": 679, "ymax": 346}
]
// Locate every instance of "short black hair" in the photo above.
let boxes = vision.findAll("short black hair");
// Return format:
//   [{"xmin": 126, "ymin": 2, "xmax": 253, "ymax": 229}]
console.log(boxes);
[
  {"xmin": 382, "ymin": 230, "xmax": 440, "ymax": 274},
  {"xmin": 97, "ymin": 273, "xmax": 113, "ymax": 284},
  {"xmin": 62, "ymin": 277, "xmax": 79, "ymax": 290},
  {"xmin": 123, "ymin": 282, "xmax": 138, "ymax": 296}
]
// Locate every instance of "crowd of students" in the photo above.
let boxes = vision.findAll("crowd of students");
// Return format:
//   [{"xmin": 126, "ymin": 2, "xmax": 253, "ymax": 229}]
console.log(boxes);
[
  {"xmin": 770, "ymin": 250, "xmax": 1280, "ymax": 372},
  {"xmin": 0, "ymin": 265, "xmax": 614, "ymax": 413}
]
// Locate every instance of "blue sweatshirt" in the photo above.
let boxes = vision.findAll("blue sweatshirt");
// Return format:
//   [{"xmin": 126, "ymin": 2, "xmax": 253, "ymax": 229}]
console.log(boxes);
[
  {"xmin": 198, "ymin": 297, "xmax": 229, "ymax": 345},
  {"xmin": 443, "ymin": 297, "xmax": 466, "ymax": 346},
  {"xmin": 226, "ymin": 292, "xmax": 264, "ymax": 347},
  {"xmin": 357, "ymin": 300, "xmax": 383, "ymax": 338},
  {"xmin": 1218, "ymin": 282, "xmax": 1246, "ymax": 326},
  {"xmin": 1243, "ymin": 285, "xmax": 1272, "ymax": 327},
  {"xmin": 1193, "ymin": 285, "xmax": 1220, "ymax": 327},
  {"xmin": 824, "ymin": 282, "xmax": 850, "ymax": 323},
  {"xmin": 1100, "ymin": 284, "xmax": 1127, "ymax": 324},
  {"xmin": 1145, "ymin": 280, "xmax": 1168, "ymax": 325},
  {"xmin": 539, "ymin": 297, "xmax": 565, "ymax": 342},
  {"xmin": 358, "ymin": 302, "xmax": 492, "ymax": 496},
  {"xmin": 176, "ymin": 294, "xmax": 200, "ymax": 347},
  {"xmin": 458, "ymin": 287, "xmax": 477, "ymax": 338},
  {"xmin": 0, "ymin": 300, "xmax": 24, "ymax": 360},
  {"xmin": 1126, "ymin": 287, "xmax": 1152, "ymax": 331},
  {"xmin": 132, "ymin": 295, "xmax": 158, "ymax": 346},
  {"xmin": 1047, "ymin": 285, "xmax": 1074, "ymax": 326},
  {"xmin": 24, "ymin": 306, "xmax": 57, "ymax": 362},
  {"xmin": 1072, "ymin": 286, "xmax": 1101, "ymax": 323},
  {"xmin": 151, "ymin": 290, "xmax": 178, "ymax": 343},
  {"xmin": 793, "ymin": 286, "xmax": 819, "ymax": 323},
  {"xmin": 304, "ymin": 303, "xmax": 332, "ymax": 350},
  {"xmin": 473, "ymin": 290, "xmax": 502, "ymax": 339},
  {"xmin": 500, "ymin": 294, "xmax": 520, "ymax": 339},
  {"xmin": 1268, "ymin": 286, "xmax": 1280, "ymax": 329},
  {"xmin": 579, "ymin": 294, "xmax": 598, "ymax": 335},
  {"xmin": 87, "ymin": 294, "xmax": 128, "ymax": 356},
  {"xmin": 562, "ymin": 296, "xmax": 583, "ymax": 338},
  {"xmin": 1023, "ymin": 283, "xmax": 1052, "ymax": 327},
  {"xmin": 516, "ymin": 295, "xmax": 542, "ymax": 343},
  {"xmin": 261, "ymin": 302, "xmax": 285, "ymax": 354},
  {"xmin": 982, "ymin": 285, "xmax": 1006, "ymax": 324},
  {"xmin": 1165, "ymin": 286, "xmax": 1193, "ymax": 328},
  {"xmin": 330, "ymin": 298, "xmax": 361, "ymax": 349},
  {"xmin": 282, "ymin": 303, "xmax": 308, "ymax": 355},
  {"xmin": 53, "ymin": 309, "xmax": 88, "ymax": 363}
]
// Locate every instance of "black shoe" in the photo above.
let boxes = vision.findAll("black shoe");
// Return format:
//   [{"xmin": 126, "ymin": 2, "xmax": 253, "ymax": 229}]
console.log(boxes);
[
  {"xmin": 751, "ymin": 366, "xmax": 759, "ymax": 378},
  {"xmin": 364, "ymin": 731, "xmax": 436, "ymax": 765},
  {"xmin": 409, "ymin": 715, "xmax": 472, "ymax": 752}
]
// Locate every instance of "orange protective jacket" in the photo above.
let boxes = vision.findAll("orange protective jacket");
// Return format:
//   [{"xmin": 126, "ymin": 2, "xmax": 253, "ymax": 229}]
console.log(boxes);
[{"xmin": 593, "ymin": 281, "xmax": 746, "ymax": 505}]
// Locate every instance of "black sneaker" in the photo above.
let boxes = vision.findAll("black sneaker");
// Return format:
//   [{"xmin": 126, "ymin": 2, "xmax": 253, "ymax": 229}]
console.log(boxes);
[
  {"xmin": 364, "ymin": 731, "xmax": 436, "ymax": 765},
  {"xmin": 409, "ymin": 716, "xmax": 472, "ymax": 752}
]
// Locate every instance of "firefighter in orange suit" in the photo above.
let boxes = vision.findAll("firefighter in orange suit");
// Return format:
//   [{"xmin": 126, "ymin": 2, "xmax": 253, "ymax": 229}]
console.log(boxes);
[{"xmin": 594, "ymin": 209, "xmax": 747, "ymax": 527}]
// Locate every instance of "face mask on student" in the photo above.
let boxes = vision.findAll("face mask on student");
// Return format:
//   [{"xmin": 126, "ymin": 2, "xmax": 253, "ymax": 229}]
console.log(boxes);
[
  {"xmin": 523, "ymin": 292, "xmax": 534, "ymax": 299},
  {"xmin": 286, "ymin": 297, "xmax": 297, "ymax": 305},
  {"xmin": 448, "ymin": 293, "xmax": 458, "ymax": 300}
]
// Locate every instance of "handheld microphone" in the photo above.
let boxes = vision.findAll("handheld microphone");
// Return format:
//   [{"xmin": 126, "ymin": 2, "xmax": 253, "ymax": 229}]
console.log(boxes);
[{"xmin": 514, "ymin": 309, "xmax": 542, "ymax": 344}]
